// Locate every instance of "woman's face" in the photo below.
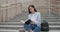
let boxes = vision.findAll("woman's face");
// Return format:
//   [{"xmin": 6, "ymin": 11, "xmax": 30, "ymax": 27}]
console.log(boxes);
[{"xmin": 29, "ymin": 7, "xmax": 35, "ymax": 13}]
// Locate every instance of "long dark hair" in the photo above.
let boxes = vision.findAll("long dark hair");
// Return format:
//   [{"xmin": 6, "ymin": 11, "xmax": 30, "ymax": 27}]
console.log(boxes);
[{"xmin": 28, "ymin": 5, "xmax": 37, "ymax": 14}]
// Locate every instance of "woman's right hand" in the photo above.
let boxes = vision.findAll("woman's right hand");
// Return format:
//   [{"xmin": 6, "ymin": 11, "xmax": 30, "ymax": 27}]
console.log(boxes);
[{"xmin": 31, "ymin": 21, "xmax": 35, "ymax": 24}]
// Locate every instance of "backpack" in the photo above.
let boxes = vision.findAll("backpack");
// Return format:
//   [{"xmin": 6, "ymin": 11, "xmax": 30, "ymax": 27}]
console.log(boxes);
[{"xmin": 41, "ymin": 20, "xmax": 49, "ymax": 31}]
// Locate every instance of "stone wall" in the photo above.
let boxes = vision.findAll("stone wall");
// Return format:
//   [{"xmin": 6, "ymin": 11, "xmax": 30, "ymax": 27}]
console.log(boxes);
[
  {"xmin": 0, "ymin": 0, "xmax": 60, "ymax": 21},
  {"xmin": 50, "ymin": 0, "xmax": 60, "ymax": 18},
  {"xmin": 22, "ymin": 0, "xmax": 50, "ymax": 18},
  {"xmin": 0, "ymin": 0, "xmax": 22, "ymax": 21}
]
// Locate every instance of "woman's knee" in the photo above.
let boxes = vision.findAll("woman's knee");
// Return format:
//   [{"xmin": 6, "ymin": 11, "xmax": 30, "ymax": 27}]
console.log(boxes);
[
  {"xmin": 33, "ymin": 26, "xmax": 41, "ymax": 32},
  {"xmin": 24, "ymin": 24, "xmax": 31, "ymax": 30}
]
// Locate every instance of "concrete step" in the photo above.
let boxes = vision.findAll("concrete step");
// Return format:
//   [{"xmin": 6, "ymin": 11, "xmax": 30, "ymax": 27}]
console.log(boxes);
[
  {"xmin": 0, "ymin": 25, "xmax": 23, "ymax": 28},
  {"xmin": 49, "ymin": 30, "xmax": 60, "ymax": 32},
  {"xmin": 49, "ymin": 25, "xmax": 60, "ymax": 28},
  {"xmin": 0, "ymin": 21, "xmax": 24, "ymax": 25},
  {"xmin": 46, "ymin": 19, "xmax": 59, "ymax": 22},
  {"xmin": 49, "ymin": 25, "xmax": 60, "ymax": 30},
  {"xmin": 0, "ymin": 24, "xmax": 60, "ymax": 30},
  {"xmin": 0, "ymin": 21, "xmax": 60, "ymax": 25},
  {"xmin": 0, "ymin": 29, "xmax": 60, "ymax": 32},
  {"xmin": 0, "ymin": 29, "xmax": 19, "ymax": 32},
  {"xmin": 0, "ymin": 29, "xmax": 28, "ymax": 32},
  {"xmin": 48, "ymin": 22, "xmax": 60, "ymax": 25},
  {"xmin": 0, "ymin": 25, "xmax": 24, "ymax": 30},
  {"xmin": 41, "ymin": 30, "xmax": 60, "ymax": 32}
]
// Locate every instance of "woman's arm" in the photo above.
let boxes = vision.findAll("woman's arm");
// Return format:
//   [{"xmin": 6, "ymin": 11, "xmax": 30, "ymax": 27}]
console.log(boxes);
[
  {"xmin": 28, "ymin": 14, "xmax": 35, "ymax": 24},
  {"xmin": 37, "ymin": 13, "xmax": 41, "ymax": 21}
]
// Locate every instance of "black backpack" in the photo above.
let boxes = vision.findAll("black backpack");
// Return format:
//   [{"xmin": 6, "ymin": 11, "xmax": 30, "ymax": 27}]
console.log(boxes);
[{"xmin": 41, "ymin": 20, "xmax": 49, "ymax": 31}]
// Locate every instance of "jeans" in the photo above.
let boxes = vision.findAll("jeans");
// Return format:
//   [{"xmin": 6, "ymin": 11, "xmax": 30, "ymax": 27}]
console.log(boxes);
[{"xmin": 24, "ymin": 24, "xmax": 41, "ymax": 32}]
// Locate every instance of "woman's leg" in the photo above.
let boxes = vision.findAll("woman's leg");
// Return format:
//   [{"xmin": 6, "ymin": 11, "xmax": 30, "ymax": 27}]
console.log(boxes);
[
  {"xmin": 33, "ymin": 25, "xmax": 41, "ymax": 32},
  {"xmin": 24, "ymin": 24, "xmax": 32, "ymax": 32}
]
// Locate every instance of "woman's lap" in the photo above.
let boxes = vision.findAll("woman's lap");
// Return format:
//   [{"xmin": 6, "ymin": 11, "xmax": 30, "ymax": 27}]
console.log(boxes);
[
  {"xmin": 33, "ymin": 25, "xmax": 41, "ymax": 32},
  {"xmin": 24, "ymin": 24, "xmax": 31, "ymax": 31},
  {"xmin": 24, "ymin": 24, "xmax": 41, "ymax": 32}
]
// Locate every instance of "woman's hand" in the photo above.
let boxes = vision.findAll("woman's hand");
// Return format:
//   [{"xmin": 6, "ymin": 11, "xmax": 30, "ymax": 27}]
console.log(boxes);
[{"xmin": 31, "ymin": 21, "xmax": 35, "ymax": 24}]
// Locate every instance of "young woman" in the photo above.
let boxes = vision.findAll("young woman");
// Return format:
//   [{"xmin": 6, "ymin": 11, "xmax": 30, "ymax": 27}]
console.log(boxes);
[{"xmin": 24, "ymin": 5, "xmax": 41, "ymax": 32}]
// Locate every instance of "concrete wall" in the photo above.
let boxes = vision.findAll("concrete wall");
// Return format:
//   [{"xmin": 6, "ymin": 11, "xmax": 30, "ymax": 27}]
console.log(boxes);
[
  {"xmin": 22, "ymin": 0, "xmax": 49, "ymax": 17},
  {"xmin": 50, "ymin": 0, "xmax": 60, "ymax": 18},
  {"xmin": 0, "ymin": 0, "xmax": 60, "ymax": 21},
  {"xmin": 0, "ymin": 0, "xmax": 22, "ymax": 21}
]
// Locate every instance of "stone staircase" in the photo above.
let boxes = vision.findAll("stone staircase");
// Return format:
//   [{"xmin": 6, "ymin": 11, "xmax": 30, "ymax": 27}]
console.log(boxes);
[
  {"xmin": 0, "ymin": 11, "xmax": 28, "ymax": 32},
  {"xmin": 0, "ymin": 11, "xmax": 60, "ymax": 32},
  {"xmin": 0, "ymin": 11, "xmax": 28, "ymax": 28},
  {"xmin": 45, "ymin": 17, "xmax": 60, "ymax": 30}
]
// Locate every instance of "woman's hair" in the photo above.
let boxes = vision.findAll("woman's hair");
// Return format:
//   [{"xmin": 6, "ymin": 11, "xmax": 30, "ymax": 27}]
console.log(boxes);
[{"xmin": 28, "ymin": 5, "xmax": 37, "ymax": 14}]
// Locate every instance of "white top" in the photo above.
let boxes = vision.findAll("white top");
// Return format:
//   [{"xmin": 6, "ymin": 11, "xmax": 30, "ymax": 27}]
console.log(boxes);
[{"xmin": 28, "ymin": 12, "xmax": 41, "ymax": 26}]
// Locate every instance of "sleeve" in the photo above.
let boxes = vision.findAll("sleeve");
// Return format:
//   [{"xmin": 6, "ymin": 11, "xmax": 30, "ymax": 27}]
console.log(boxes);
[
  {"xmin": 37, "ymin": 12, "xmax": 41, "ymax": 21},
  {"xmin": 28, "ymin": 14, "xmax": 30, "ymax": 19}
]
